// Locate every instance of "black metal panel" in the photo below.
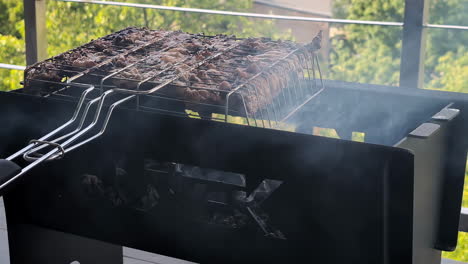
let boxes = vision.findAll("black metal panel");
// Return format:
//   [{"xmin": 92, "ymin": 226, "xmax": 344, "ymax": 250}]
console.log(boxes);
[
  {"xmin": 1, "ymin": 81, "xmax": 467, "ymax": 263},
  {"xmin": 299, "ymin": 81, "xmax": 468, "ymax": 250},
  {"xmin": 0, "ymin": 89, "xmax": 415, "ymax": 264},
  {"xmin": 435, "ymin": 102, "xmax": 468, "ymax": 250}
]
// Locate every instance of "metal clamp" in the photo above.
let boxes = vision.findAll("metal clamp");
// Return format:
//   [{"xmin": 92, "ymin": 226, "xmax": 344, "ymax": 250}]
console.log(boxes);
[{"xmin": 23, "ymin": 140, "xmax": 66, "ymax": 162}]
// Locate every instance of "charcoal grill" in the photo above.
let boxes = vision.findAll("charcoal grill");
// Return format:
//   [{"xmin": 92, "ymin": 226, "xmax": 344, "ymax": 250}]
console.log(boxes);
[
  {"xmin": 3, "ymin": 28, "xmax": 324, "ymax": 177},
  {"xmin": 0, "ymin": 29, "xmax": 467, "ymax": 264}
]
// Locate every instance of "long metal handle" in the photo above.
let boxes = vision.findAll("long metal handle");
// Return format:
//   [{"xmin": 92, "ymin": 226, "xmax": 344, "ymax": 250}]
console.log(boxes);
[
  {"xmin": 0, "ymin": 83, "xmax": 97, "ymax": 195},
  {"xmin": 6, "ymin": 83, "xmax": 95, "ymax": 161},
  {"xmin": 0, "ymin": 143, "xmax": 66, "ymax": 195},
  {"xmin": 22, "ymin": 92, "xmax": 103, "ymax": 161},
  {"xmin": 0, "ymin": 91, "xmax": 113, "ymax": 195}
]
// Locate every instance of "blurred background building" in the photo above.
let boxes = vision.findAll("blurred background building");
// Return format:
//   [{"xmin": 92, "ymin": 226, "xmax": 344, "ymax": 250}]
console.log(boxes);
[{"xmin": 253, "ymin": 0, "xmax": 331, "ymax": 43}]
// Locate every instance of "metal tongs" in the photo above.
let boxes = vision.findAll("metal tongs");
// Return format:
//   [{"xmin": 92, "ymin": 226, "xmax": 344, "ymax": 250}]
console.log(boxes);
[{"xmin": 0, "ymin": 31, "xmax": 324, "ymax": 196}]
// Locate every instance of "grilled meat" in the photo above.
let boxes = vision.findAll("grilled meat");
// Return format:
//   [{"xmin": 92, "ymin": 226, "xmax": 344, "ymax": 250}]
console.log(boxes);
[{"xmin": 23, "ymin": 27, "xmax": 320, "ymax": 115}]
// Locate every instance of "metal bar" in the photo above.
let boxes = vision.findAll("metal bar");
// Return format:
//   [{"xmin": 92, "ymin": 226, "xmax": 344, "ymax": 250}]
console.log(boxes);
[
  {"xmin": 7, "ymin": 83, "xmax": 96, "ymax": 161},
  {"xmin": 425, "ymin": 24, "xmax": 468, "ymax": 31},
  {"xmin": 460, "ymin": 207, "xmax": 468, "ymax": 233},
  {"xmin": 57, "ymin": 0, "xmax": 403, "ymax": 26},
  {"xmin": 1, "ymin": 90, "xmax": 114, "ymax": 190},
  {"xmin": 399, "ymin": 0, "xmax": 428, "ymax": 88},
  {"xmin": 23, "ymin": 91, "xmax": 102, "ymax": 160},
  {"xmin": 47, "ymin": 95, "xmax": 136, "ymax": 157},
  {"xmin": 24, "ymin": 0, "xmax": 48, "ymax": 65},
  {"xmin": 255, "ymin": 0, "xmax": 331, "ymax": 17},
  {"xmin": 0, "ymin": 64, "xmax": 26, "ymax": 70}
]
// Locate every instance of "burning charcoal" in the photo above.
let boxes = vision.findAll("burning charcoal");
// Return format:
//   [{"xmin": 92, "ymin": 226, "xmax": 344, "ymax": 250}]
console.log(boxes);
[
  {"xmin": 104, "ymin": 188, "xmax": 125, "ymax": 207},
  {"xmin": 81, "ymin": 174, "xmax": 104, "ymax": 196},
  {"xmin": 135, "ymin": 185, "xmax": 160, "ymax": 211}
]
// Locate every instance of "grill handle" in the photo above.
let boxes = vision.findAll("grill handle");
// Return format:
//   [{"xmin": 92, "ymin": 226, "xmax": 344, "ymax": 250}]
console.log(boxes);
[{"xmin": 0, "ymin": 159, "xmax": 22, "ymax": 196}]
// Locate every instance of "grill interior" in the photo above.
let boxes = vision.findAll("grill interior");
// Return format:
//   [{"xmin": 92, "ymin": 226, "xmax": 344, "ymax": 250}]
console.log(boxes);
[{"xmin": 23, "ymin": 27, "xmax": 324, "ymax": 129}]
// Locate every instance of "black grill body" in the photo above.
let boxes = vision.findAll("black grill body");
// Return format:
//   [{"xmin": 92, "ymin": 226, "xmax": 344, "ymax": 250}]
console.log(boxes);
[{"xmin": 0, "ymin": 81, "xmax": 467, "ymax": 264}]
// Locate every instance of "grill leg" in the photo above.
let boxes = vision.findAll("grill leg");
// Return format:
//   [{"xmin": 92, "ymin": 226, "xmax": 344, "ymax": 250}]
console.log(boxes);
[{"xmin": 8, "ymin": 224, "xmax": 123, "ymax": 264}]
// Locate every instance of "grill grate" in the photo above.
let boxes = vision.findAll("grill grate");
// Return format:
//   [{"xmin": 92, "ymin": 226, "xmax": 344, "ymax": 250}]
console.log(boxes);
[{"xmin": 18, "ymin": 27, "xmax": 324, "ymax": 163}]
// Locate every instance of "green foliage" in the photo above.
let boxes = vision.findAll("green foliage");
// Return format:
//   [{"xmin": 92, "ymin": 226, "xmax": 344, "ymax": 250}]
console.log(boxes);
[
  {"xmin": 329, "ymin": 28, "xmax": 401, "ymax": 85},
  {"xmin": 0, "ymin": 0, "xmax": 289, "ymax": 91},
  {"xmin": 443, "ymin": 159, "xmax": 468, "ymax": 261},
  {"xmin": 44, "ymin": 1, "xmax": 290, "ymax": 56},
  {"xmin": 426, "ymin": 45, "xmax": 468, "ymax": 92},
  {"xmin": 443, "ymin": 232, "xmax": 468, "ymax": 261},
  {"xmin": 0, "ymin": 34, "xmax": 25, "ymax": 91},
  {"xmin": 0, "ymin": 0, "xmax": 24, "ymax": 38},
  {"xmin": 330, "ymin": 0, "xmax": 468, "ymax": 92},
  {"xmin": 330, "ymin": 0, "xmax": 404, "ymax": 85},
  {"xmin": 0, "ymin": 0, "xmax": 25, "ymax": 90}
]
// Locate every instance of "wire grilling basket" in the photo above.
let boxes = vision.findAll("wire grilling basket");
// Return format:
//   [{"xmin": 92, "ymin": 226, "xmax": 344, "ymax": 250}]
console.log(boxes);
[{"xmin": 0, "ymin": 27, "xmax": 325, "ymax": 191}]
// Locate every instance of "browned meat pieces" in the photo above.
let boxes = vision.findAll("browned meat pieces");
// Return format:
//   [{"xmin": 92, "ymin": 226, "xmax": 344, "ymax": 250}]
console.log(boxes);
[
  {"xmin": 120, "ymin": 68, "xmax": 141, "ymax": 80},
  {"xmin": 246, "ymin": 63, "xmax": 261, "ymax": 74},
  {"xmin": 92, "ymin": 39, "xmax": 110, "ymax": 51},
  {"xmin": 72, "ymin": 58, "xmax": 98, "ymax": 68},
  {"xmin": 189, "ymin": 74, "xmax": 202, "ymax": 83},
  {"xmin": 219, "ymin": 81, "xmax": 232, "ymax": 90},
  {"xmin": 242, "ymin": 38, "xmax": 269, "ymax": 51},
  {"xmin": 24, "ymin": 27, "xmax": 320, "ymax": 117},
  {"xmin": 25, "ymin": 63, "xmax": 62, "ymax": 82},
  {"xmin": 197, "ymin": 70, "xmax": 209, "ymax": 80},
  {"xmin": 112, "ymin": 28, "xmax": 155, "ymax": 46},
  {"xmin": 168, "ymin": 47, "xmax": 189, "ymax": 55},
  {"xmin": 235, "ymin": 68, "xmax": 249, "ymax": 79},
  {"xmin": 184, "ymin": 88, "xmax": 221, "ymax": 104}
]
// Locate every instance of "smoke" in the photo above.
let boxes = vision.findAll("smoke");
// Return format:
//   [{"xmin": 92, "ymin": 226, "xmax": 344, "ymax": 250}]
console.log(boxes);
[
  {"xmin": 0, "ymin": 91, "xmax": 75, "ymax": 158},
  {"xmin": 287, "ymin": 79, "xmax": 450, "ymax": 146}
]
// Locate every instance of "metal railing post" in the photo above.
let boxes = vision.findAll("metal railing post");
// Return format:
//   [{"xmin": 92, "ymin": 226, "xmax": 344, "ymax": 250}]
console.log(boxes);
[
  {"xmin": 460, "ymin": 208, "xmax": 468, "ymax": 232},
  {"xmin": 399, "ymin": 0, "xmax": 428, "ymax": 88},
  {"xmin": 24, "ymin": 0, "xmax": 48, "ymax": 65}
]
